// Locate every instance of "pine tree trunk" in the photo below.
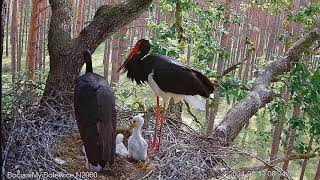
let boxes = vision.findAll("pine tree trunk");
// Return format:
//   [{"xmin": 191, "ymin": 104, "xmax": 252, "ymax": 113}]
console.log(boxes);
[
  {"xmin": 10, "ymin": 0, "xmax": 18, "ymax": 83},
  {"xmin": 280, "ymin": 105, "xmax": 300, "ymax": 180},
  {"xmin": 110, "ymin": 37, "xmax": 119, "ymax": 84},
  {"xmin": 76, "ymin": 0, "xmax": 85, "ymax": 36},
  {"xmin": 1, "ymin": 0, "xmax": 5, "ymax": 80},
  {"xmin": 24, "ymin": 0, "xmax": 29, "ymax": 53},
  {"xmin": 299, "ymin": 136, "xmax": 314, "ymax": 180},
  {"xmin": 86, "ymin": 0, "xmax": 92, "ymax": 21},
  {"xmin": 207, "ymin": 0, "xmax": 231, "ymax": 134},
  {"xmin": 37, "ymin": 0, "xmax": 47, "ymax": 81},
  {"xmin": 315, "ymin": 159, "xmax": 320, "ymax": 180},
  {"xmin": 5, "ymin": 0, "xmax": 11, "ymax": 57},
  {"xmin": 26, "ymin": 0, "xmax": 39, "ymax": 80},
  {"xmin": 266, "ymin": 122, "xmax": 284, "ymax": 178},
  {"xmin": 72, "ymin": 0, "xmax": 78, "ymax": 37},
  {"xmin": 103, "ymin": 39, "xmax": 111, "ymax": 82},
  {"xmin": 42, "ymin": 0, "xmax": 47, "ymax": 76},
  {"xmin": 17, "ymin": 0, "xmax": 24, "ymax": 72},
  {"xmin": 117, "ymin": 28, "xmax": 127, "ymax": 82}
]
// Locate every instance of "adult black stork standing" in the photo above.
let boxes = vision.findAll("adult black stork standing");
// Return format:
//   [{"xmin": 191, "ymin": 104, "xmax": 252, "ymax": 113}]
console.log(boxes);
[
  {"xmin": 117, "ymin": 39, "xmax": 216, "ymax": 151},
  {"xmin": 74, "ymin": 50, "xmax": 116, "ymax": 172}
]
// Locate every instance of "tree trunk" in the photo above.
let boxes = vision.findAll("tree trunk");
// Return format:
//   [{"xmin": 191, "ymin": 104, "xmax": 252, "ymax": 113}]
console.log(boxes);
[
  {"xmin": 103, "ymin": 38, "xmax": 111, "ymax": 82},
  {"xmin": 72, "ymin": 0, "xmax": 78, "ymax": 37},
  {"xmin": 280, "ymin": 105, "xmax": 300, "ymax": 180},
  {"xmin": 110, "ymin": 37, "xmax": 119, "ymax": 84},
  {"xmin": 5, "ymin": 0, "xmax": 10, "ymax": 57},
  {"xmin": 41, "ymin": 0, "xmax": 153, "ymax": 107},
  {"xmin": 26, "ymin": 0, "xmax": 39, "ymax": 80},
  {"xmin": 266, "ymin": 91, "xmax": 289, "ymax": 180},
  {"xmin": 10, "ymin": 0, "xmax": 18, "ymax": 83},
  {"xmin": 299, "ymin": 135, "xmax": 314, "ymax": 180},
  {"xmin": 1, "ymin": 0, "xmax": 5, "ymax": 118},
  {"xmin": 24, "ymin": 0, "xmax": 29, "ymax": 53},
  {"xmin": 117, "ymin": 28, "xmax": 127, "ymax": 82},
  {"xmin": 42, "ymin": 0, "xmax": 47, "ymax": 76},
  {"xmin": 76, "ymin": 0, "xmax": 85, "ymax": 36},
  {"xmin": 315, "ymin": 158, "xmax": 320, "ymax": 180},
  {"xmin": 207, "ymin": 0, "xmax": 231, "ymax": 134},
  {"xmin": 17, "ymin": 0, "xmax": 24, "ymax": 72},
  {"xmin": 37, "ymin": 0, "xmax": 47, "ymax": 81}
]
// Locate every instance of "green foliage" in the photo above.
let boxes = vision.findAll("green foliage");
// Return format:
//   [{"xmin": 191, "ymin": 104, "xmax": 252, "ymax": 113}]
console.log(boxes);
[
  {"xmin": 291, "ymin": 3, "xmax": 320, "ymax": 29},
  {"xmin": 290, "ymin": 63, "xmax": 320, "ymax": 139},
  {"xmin": 219, "ymin": 77, "xmax": 248, "ymax": 104},
  {"xmin": 147, "ymin": 0, "xmax": 241, "ymax": 67},
  {"xmin": 147, "ymin": 0, "xmax": 247, "ymax": 106},
  {"xmin": 2, "ymin": 72, "xmax": 45, "ymax": 117},
  {"xmin": 250, "ymin": 0, "xmax": 291, "ymax": 13}
]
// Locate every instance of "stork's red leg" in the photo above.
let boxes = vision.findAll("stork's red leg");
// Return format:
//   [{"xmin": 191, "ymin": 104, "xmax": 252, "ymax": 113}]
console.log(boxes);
[
  {"xmin": 152, "ymin": 96, "xmax": 160, "ymax": 149},
  {"xmin": 157, "ymin": 103, "xmax": 166, "ymax": 151}
]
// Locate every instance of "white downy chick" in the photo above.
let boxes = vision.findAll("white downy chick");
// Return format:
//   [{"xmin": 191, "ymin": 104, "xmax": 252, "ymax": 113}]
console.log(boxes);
[
  {"xmin": 116, "ymin": 134, "xmax": 129, "ymax": 156},
  {"xmin": 128, "ymin": 115, "xmax": 148, "ymax": 161}
]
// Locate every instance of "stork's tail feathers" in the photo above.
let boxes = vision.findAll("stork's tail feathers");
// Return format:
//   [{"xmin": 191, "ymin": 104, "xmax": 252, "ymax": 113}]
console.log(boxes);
[
  {"xmin": 83, "ymin": 50, "xmax": 93, "ymax": 73},
  {"xmin": 184, "ymin": 95, "xmax": 206, "ymax": 111},
  {"xmin": 192, "ymin": 70, "xmax": 216, "ymax": 95}
]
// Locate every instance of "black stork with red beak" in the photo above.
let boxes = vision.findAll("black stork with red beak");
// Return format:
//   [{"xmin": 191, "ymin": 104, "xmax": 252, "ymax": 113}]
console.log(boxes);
[{"xmin": 118, "ymin": 39, "xmax": 215, "ymax": 151}]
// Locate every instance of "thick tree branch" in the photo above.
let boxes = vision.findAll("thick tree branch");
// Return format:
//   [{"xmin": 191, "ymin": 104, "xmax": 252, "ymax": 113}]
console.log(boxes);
[
  {"xmin": 230, "ymin": 153, "xmax": 319, "ymax": 174},
  {"xmin": 212, "ymin": 27, "xmax": 320, "ymax": 143},
  {"xmin": 74, "ymin": 0, "xmax": 153, "ymax": 52}
]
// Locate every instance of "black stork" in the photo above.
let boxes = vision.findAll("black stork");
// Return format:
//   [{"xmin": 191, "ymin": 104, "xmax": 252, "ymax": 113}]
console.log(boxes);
[
  {"xmin": 117, "ymin": 39, "xmax": 215, "ymax": 151},
  {"xmin": 74, "ymin": 50, "xmax": 116, "ymax": 172}
]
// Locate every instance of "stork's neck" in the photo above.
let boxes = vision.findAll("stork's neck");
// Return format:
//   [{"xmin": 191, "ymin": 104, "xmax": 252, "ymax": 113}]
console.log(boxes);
[
  {"xmin": 132, "ymin": 126, "xmax": 142, "ymax": 136},
  {"xmin": 131, "ymin": 52, "xmax": 149, "ymax": 62}
]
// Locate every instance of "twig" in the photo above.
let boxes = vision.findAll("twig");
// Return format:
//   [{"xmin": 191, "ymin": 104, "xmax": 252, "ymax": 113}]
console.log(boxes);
[
  {"xmin": 183, "ymin": 100, "xmax": 203, "ymax": 128},
  {"xmin": 230, "ymin": 153, "xmax": 319, "ymax": 174}
]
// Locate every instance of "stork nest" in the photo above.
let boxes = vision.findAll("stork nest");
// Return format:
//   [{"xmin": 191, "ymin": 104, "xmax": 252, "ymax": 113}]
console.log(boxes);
[{"xmin": 2, "ymin": 85, "xmax": 246, "ymax": 180}]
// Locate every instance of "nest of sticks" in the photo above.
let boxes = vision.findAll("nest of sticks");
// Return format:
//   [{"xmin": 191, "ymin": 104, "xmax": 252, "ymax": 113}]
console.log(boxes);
[{"xmin": 2, "ymin": 84, "xmax": 246, "ymax": 180}]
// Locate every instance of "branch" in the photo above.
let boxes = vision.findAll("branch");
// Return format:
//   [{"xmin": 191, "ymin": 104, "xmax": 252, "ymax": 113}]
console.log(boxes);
[
  {"xmin": 212, "ymin": 27, "xmax": 320, "ymax": 143},
  {"xmin": 183, "ymin": 100, "xmax": 204, "ymax": 128},
  {"xmin": 231, "ymin": 153, "xmax": 319, "ymax": 174},
  {"xmin": 75, "ymin": 0, "xmax": 153, "ymax": 52},
  {"xmin": 222, "ymin": 57, "xmax": 248, "ymax": 76},
  {"xmin": 222, "ymin": 37, "xmax": 255, "ymax": 76}
]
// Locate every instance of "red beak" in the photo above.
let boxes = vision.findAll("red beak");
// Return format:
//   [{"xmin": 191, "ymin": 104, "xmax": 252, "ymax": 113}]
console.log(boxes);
[{"xmin": 117, "ymin": 43, "xmax": 141, "ymax": 72}]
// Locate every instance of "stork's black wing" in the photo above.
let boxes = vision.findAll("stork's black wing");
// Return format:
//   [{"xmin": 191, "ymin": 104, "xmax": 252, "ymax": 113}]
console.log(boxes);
[
  {"xmin": 96, "ymin": 81, "xmax": 116, "ymax": 167},
  {"xmin": 74, "ymin": 73, "xmax": 116, "ymax": 167},
  {"xmin": 146, "ymin": 55, "xmax": 215, "ymax": 98}
]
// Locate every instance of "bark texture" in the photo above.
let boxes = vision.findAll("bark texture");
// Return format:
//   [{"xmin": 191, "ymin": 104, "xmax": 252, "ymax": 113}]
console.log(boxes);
[
  {"xmin": 212, "ymin": 27, "xmax": 320, "ymax": 144},
  {"xmin": 42, "ymin": 0, "xmax": 153, "ymax": 105},
  {"xmin": 26, "ymin": 0, "xmax": 39, "ymax": 80},
  {"xmin": 10, "ymin": 0, "xmax": 18, "ymax": 83}
]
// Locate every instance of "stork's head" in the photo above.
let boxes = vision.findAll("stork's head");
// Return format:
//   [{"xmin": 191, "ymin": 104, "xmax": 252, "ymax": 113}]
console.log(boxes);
[
  {"xmin": 117, "ymin": 39, "xmax": 150, "ymax": 72},
  {"xmin": 116, "ymin": 134, "xmax": 124, "ymax": 144},
  {"xmin": 129, "ymin": 115, "xmax": 144, "ymax": 129}
]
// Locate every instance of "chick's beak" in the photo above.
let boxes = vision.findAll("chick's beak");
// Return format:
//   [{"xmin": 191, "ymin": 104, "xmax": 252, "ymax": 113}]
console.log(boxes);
[{"xmin": 128, "ymin": 121, "xmax": 137, "ymax": 130}]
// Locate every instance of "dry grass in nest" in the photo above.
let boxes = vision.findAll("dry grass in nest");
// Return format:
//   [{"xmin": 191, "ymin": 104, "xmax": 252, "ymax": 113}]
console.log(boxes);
[{"xmin": 52, "ymin": 133, "xmax": 155, "ymax": 179}]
